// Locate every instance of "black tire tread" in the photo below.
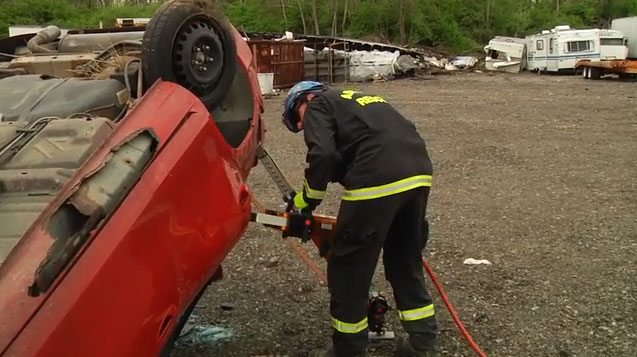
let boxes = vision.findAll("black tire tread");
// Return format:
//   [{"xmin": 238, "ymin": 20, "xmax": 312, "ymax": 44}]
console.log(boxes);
[
  {"xmin": 590, "ymin": 66, "xmax": 602, "ymax": 80},
  {"xmin": 142, "ymin": 0, "xmax": 237, "ymax": 109}
]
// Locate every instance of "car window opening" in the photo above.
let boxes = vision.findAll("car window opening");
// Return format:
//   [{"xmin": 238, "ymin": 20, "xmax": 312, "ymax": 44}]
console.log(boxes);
[{"xmin": 211, "ymin": 64, "xmax": 254, "ymax": 148}]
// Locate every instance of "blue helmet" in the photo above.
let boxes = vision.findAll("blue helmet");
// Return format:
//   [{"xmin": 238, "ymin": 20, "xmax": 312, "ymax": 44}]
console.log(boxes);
[{"xmin": 282, "ymin": 81, "xmax": 325, "ymax": 132}]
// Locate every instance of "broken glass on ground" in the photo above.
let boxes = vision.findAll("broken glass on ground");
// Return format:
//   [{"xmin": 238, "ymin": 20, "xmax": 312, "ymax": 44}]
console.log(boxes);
[{"xmin": 176, "ymin": 314, "xmax": 235, "ymax": 348}]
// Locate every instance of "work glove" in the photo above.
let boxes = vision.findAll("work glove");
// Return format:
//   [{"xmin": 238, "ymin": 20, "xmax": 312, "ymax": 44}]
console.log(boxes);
[
  {"xmin": 293, "ymin": 191, "xmax": 309, "ymax": 211},
  {"xmin": 285, "ymin": 191, "xmax": 308, "ymax": 212}
]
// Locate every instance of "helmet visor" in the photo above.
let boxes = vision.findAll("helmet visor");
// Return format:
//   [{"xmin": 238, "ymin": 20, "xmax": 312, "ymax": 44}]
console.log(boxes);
[
  {"xmin": 283, "ymin": 94, "xmax": 307, "ymax": 133},
  {"xmin": 282, "ymin": 110, "xmax": 301, "ymax": 133}
]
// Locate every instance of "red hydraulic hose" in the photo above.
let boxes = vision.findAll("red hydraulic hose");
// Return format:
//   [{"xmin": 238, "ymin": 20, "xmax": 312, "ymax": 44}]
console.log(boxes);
[
  {"xmin": 252, "ymin": 198, "xmax": 328, "ymax": 285},
  {"xmin": 423, "ymin": 260, "xmax": 488, "ymax": 357},
  {"xmin": 284, "ymin": 239, "xmax": 327, "ymax": 285}
]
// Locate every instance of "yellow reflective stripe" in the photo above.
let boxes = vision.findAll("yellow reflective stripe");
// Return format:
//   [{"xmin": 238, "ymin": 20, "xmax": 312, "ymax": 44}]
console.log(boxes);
[
  {"xmin": 304, "ymin": 178, "xmax": 326, "ymax": 200},
  {"xmin": 342, "ymin": 175, "xmax": 432, "ymax": 201},
  {"xmin": 398, "ymin": 304, "xmax": 435, "ymax": 321},
  {"xmin": 331, "ymin": 317, "xmax": 368, "ymax": 334}
]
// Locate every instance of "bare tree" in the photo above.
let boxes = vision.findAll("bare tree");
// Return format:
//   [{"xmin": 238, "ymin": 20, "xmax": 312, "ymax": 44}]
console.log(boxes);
[
  {"xmin": 280, "ymin": 0, "xmax": 289, "ymax": 29},
  {"xmin": 311, "ymin": 0, "xmax": 320, "ymax": 35},
  {"xmin": 399, "ymin": 0, "xmax": 407, "ymax": 44},
  {"xmin": 331, "ymin": 0, "xmax": 338, "ymax": 36},
  {"xmin": 485, "ymin": 0, "xmax": 494, "ymax": 29},
  {"xmin": 341, "ymin": 0, "xmax": 349, "ymax": 34},
  {"xmin": 296, "ymin": 0, "xmax": 307, "ymax": 34}
]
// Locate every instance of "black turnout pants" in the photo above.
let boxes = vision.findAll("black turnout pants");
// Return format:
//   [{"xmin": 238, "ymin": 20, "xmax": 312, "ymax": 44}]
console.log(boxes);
[{"xmin": 327, "ymin": 187, "xmax": 438, "ymax": 356}]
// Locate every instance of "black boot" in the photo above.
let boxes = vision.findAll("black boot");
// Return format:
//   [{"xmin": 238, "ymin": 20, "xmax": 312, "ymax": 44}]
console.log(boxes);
[
  {"xmin": 307, "ymin": 347, "xmax": 336, "ymax": 357},
  {"xmin": 308, "ymin": 346, "xmax": 367, "ymax": 357},
  {"xmin": 396, "ymin": 337, "xmax": 440, "ymax": 357}
]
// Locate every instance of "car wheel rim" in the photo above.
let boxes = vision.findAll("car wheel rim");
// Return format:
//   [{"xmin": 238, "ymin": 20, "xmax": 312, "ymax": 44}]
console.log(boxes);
[{"xmin": 173, "ymin": 16, "xmax": 225, "ymax": 96}]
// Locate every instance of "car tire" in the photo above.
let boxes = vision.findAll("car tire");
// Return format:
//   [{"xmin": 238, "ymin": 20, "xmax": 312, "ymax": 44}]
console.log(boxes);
[{"xmin": 142, "ymin": 0, "xmax": 237, "ymax": 110}]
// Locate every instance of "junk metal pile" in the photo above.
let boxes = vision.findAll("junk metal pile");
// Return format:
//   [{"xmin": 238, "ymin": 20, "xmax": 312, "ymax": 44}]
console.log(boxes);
[{"xmin": 243, "ymin": 31, "xmax": 479, "ymax": 88}]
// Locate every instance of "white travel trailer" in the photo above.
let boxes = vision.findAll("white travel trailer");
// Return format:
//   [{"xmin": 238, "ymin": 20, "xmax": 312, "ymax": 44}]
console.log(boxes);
[
  {"xmin": 525, "ymin": 25, "xmax": 626, "ymax": 73},
  {"xmin": 576, "ymin": 16, "xmax": 637, "ymax": 80}
]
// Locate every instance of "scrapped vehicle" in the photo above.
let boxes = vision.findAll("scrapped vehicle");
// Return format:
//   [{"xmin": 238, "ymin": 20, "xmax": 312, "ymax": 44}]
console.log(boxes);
[{"xmin": 0, "ymin": 0, "xmax": 263, "ymax": 355}]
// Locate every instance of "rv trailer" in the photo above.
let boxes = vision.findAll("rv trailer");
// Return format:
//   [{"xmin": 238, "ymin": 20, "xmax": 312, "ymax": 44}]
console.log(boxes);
[
  {"xmin": 525, "ymin": 25, "xmax": 625, "ymax": 73},
  {"xmin": 576, "ymin": 16, "xmax": 637, "ymax": 80}
]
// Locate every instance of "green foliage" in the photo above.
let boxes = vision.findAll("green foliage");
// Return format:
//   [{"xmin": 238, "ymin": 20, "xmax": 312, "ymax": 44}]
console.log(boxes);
[
  {"xmin": 224, "ymin": 0, "xmax": 285, "ymax": 33},
  {"xmin": 2, "ymin": 0, "xmax": 637, "ymax": 52},
  {"xmin": 0, "ymin": 0, "xmax": 161, "ymax": 36},
  {"xmin": 84, "ymin": 4, "xmax": 161, "ymax": 28},
  {"xmin": 346, "ymin": 1, "xmax": 390, "ymax": 38},
  {"xmin": 0, "ymin": 0, "xmax": 74, "ymax": 32}
]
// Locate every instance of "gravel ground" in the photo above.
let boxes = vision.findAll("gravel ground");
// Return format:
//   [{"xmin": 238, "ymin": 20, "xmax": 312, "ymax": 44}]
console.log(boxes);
[{"xmin": 174, "ymin": 72, "xmax": 637, "ymax": 357}]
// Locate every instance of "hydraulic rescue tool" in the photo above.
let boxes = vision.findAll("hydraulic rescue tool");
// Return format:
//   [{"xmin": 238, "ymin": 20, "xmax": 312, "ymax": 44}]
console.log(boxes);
[
  {"xmin": 252, "ymin": 146, "xmax": 394, "ymax": 340},
  {"xmin": 253, "ymin": 146, "xmax": 335, "ymax": 255}
]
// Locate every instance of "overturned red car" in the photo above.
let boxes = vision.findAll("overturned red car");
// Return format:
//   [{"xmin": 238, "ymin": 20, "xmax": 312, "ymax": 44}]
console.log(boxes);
[{"xmin": 0, "ymin": 1, "xmax": 263, "ymax": 355}]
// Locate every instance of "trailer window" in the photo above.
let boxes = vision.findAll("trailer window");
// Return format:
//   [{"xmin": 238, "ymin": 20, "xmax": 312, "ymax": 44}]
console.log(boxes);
[
  {"xmin": 566, "ymin": 40, "xmax": 592, "ymax": 53},
  {"xmin": 549, "ymin": 38, "xmax": 554, "ymax": 54},
  {"xmin": 536, "ymin": 40, "xmax": 544, "ymax": 51},
  {"xmin": 600, "ymin": 38, "xmax": 625, "ymax": 46}
]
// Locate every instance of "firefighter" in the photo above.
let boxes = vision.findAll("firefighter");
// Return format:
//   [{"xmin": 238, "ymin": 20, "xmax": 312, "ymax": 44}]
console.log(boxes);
[{"xmin": 282, "ymin": 81, "xmax": 440, "ymax": 357}]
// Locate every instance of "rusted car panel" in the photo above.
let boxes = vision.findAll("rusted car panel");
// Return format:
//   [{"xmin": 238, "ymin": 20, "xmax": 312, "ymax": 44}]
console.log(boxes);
[
  {"xmin": 0, "ymin": 117, "xmax": 115, "ymax": 263},
  {"xmin": 5, "ymin": 54, "xmax": 97, "ymax": 77}
]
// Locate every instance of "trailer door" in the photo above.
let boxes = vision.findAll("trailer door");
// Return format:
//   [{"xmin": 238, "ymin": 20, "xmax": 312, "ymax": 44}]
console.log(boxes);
[
  {"xmin": 533, "ymin": 38, "xmax": 548, "ymax": 71},
  {"xmin": 547, "ymin": 37, "xmax": 559, "ymax": 71}
]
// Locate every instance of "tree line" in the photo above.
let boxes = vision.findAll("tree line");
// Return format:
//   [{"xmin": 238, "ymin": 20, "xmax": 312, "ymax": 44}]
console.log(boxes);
[
  {"xmin": 0, "ymin": 0, "xmax": 162, "ymax": 35},
  {"xmin": 1, "ymin": 0, "xmax": 636, "ymax": 52}
]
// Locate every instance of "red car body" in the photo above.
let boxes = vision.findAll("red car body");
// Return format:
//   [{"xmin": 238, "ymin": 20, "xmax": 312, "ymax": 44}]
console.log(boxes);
[{"xmin": 0, "ymin": 29, "xmax": 264, "ymax": 356}]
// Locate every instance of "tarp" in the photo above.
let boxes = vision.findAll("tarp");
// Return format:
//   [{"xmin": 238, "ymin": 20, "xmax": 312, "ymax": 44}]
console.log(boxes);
[
  {"xmin": 348, "ymin": 50, "xmax": 400, "ymax": 82},
  {"xmin": 446, "ymin": 56, "xmax": 478, "ymax": 70}
]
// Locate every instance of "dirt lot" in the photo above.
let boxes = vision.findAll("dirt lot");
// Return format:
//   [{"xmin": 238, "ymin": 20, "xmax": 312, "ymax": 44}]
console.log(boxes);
[{"xmin": 174, "ymin": 73, "xmax": 637, "ymax": 357}]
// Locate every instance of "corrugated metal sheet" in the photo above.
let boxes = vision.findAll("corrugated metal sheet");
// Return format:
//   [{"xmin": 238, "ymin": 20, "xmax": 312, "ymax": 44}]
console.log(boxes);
[
  {"xmin": 247, "ymin": 40, "xmax": 304, "ymax": 89},
  {"xmin": 245, "ymin": 32, "xmax": 450, "ymax": 59},
  {"xmin": 304, "ymin": 42, "xmax": 349, "ymax": 85}
]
